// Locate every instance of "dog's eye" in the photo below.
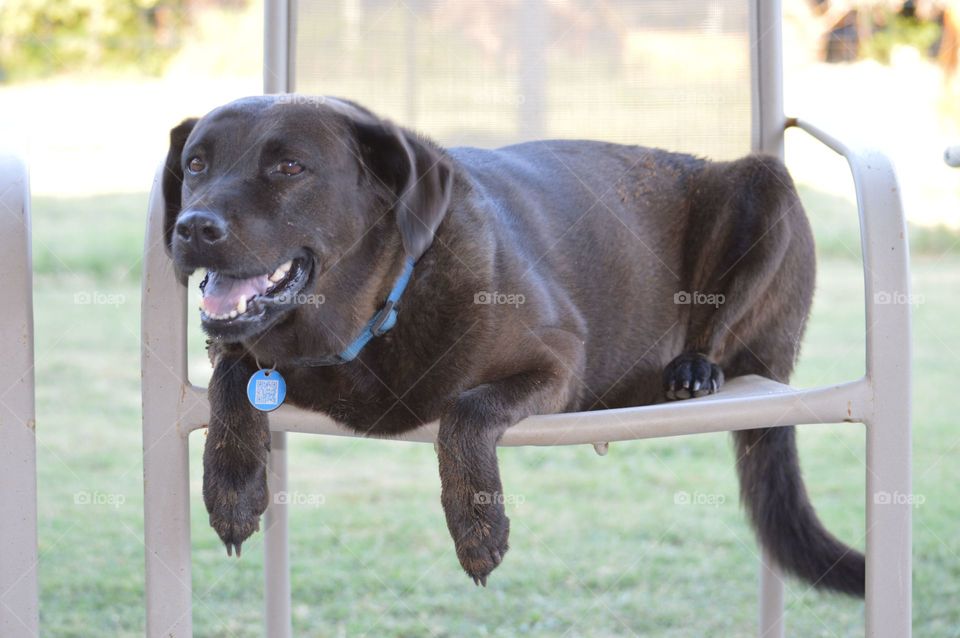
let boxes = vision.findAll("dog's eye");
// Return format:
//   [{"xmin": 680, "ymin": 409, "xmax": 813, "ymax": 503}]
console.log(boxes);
[
  {"xmin": 277, "ymin": 160, "xmax": 304, "ymax": 176},
  {"xmin": 187, "ymin": 157, "xmax": 206, "ymax": 174}
]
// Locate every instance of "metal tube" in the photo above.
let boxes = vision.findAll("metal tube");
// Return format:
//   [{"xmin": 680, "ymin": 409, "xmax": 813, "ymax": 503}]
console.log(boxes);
[
  {"xmin": 263, "ymin": 4, "xmax": 293, "ymax": 637},
  {"xmin": 264, "ymin": 432, "xmax": 292, "ymax": 638},
  {"xmin": 0, "ymin": 153, "xmax": 39, "ymax": 637},
  {"xmin": 142, "ymin": 165, "xmax": 194, "ymax": 637},
  {"xmin": 750, "ymin": 0, "xmax": 785, "ymax": 158},
  {"xmin": 264, "ymin": 0, "xmax": 291, "ymax": 95},
  {"xmin": 759, "ymin": 547, "xmax": 785, "ymax": 638},
  {"xmin": 792, "ymin": 118, "xmax": 913, "ymax": 637},
  {"xmin": 179, "ymin": 376, "xmax": 870, "ymax": 445},
  {"xmin": 750, "ymin": 2, "xmax": 787, "ymax": 627}
]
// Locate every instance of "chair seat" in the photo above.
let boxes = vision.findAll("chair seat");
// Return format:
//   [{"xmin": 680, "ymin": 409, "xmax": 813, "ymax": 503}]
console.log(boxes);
[{"xmin": 181, "ymin": 374, "xmax": 867, "ymax": 446}]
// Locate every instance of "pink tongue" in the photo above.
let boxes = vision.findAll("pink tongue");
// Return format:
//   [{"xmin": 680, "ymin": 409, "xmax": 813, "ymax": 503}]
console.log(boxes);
[{"xmin": 202, "ymin": 272, "xmax": 271, "ymax": 316}]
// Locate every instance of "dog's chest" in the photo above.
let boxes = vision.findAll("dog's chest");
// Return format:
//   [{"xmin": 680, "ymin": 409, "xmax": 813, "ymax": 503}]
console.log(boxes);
[{"xmin": 281, "ymin": 365, "xmax": 434, "ymax": 435}]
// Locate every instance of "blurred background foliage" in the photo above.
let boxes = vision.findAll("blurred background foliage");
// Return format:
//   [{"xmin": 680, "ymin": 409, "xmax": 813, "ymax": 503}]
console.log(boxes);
[
  {"xmin": 0, "ymin": 0, "xmax": 956, "ymax": 82},
  {"xmin": 0, "ymin": 0, "xmax": 235, "ymax": 80}
]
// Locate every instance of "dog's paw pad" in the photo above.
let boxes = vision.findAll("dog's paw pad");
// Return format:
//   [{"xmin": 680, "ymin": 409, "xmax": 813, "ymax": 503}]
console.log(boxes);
[{"xmin": 663, "ymin": 353, "xmax": 724, "ymax": 400}]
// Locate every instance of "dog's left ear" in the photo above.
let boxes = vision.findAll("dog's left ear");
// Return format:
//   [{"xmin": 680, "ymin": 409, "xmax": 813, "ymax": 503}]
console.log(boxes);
[
  {"xmin": 353, "ymin": 120, "xmax": 453, "ymax": 261},
  {"xmin": 162, "ymin": 117, "xmax": 199, "ymax": 257}
]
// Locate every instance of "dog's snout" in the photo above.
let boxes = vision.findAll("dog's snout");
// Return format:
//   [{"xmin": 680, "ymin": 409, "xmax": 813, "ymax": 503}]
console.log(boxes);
[{"xmin": 175, "ymin": 210, "xmax": 228, "ymax": 246}]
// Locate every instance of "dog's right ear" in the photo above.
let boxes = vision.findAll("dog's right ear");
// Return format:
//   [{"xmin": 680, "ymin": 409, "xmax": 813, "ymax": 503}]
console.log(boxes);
[{"xmin": 162, "ymin": 118, "xmax": 198, "ymax": 256}]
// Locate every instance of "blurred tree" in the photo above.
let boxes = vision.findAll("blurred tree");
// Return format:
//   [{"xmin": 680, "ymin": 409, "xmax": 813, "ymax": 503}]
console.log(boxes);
[
  {"xmin": 806, "ymin": 0, "xmax": 950, "ymax": 64},
  {"xmin": 0, "ymin": 0, "xmax": 203, "ymax": 81}
]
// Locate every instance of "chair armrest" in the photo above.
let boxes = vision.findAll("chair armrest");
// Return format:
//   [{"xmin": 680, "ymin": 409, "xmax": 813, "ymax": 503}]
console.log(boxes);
[
  {"xmin": 787, "ymin": 118, "xmax": 911, "ymax": 392},
  {"xmin": 946, "ymin": 145, "xmax": 960, "ymax": 167}
]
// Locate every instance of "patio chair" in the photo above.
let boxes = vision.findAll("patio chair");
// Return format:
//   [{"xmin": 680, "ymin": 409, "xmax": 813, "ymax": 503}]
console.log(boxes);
[
  {"xmin": 0, "ymin": 153, "xmax": 39, "ymax": 636},
  {"xmin": 141, "ymin": 1, "xmax": 912, "ymax": 636}
]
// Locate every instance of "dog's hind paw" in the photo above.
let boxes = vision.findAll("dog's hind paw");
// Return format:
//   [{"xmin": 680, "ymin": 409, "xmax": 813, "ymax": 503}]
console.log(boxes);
[{"xmin": 663, "ymin": 352, "xmax": 724, "ymax": 400}]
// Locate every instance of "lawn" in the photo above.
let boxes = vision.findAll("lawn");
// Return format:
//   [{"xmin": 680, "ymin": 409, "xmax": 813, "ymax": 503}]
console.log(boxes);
[{"xmin": 27, "ymin": 184, "xmax": 959, "ymax": 637}]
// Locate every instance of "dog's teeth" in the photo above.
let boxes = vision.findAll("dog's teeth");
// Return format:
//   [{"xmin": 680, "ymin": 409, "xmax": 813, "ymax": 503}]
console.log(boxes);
[
  {"xmin": 228, "ymin": 310, "xmax": 238, "ymax": 319},
  {"xmin": 269, "ymin": 260, "xmax": 293, "ymax": 283},
  {"xmin": 236, "ymin": 296, "xmax": 247, "ymax": 315}
]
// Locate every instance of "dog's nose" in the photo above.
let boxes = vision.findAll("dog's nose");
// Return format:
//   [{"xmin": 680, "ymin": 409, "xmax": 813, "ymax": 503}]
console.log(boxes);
[{"xmin": 175, "ymin": 210, "xmax": 228, "ymax": 245}]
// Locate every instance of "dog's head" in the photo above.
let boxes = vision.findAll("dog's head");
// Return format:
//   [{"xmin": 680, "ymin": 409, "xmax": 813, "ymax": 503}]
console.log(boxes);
[{"xmin": 163, "ymin": 96, "xmax": 453, "ymax": 342}]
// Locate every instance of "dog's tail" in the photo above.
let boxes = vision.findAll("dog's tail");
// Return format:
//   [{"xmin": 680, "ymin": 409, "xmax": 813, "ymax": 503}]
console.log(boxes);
[{"xmin": 734, "ymin": 426, "xmax": 865, "ymax": 596}]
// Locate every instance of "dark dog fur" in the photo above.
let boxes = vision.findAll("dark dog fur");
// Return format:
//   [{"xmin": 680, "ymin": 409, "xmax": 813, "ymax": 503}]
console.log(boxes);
[{"xmin": 163, "ymin": 95, "xmax": 864, "ymax": 595}]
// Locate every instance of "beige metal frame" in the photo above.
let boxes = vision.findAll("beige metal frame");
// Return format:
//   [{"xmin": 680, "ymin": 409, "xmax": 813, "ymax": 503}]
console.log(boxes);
[
  {"xmin": 141, "ymin": 1, "xmax": 912, "ymax": 635},
  {"xmin": 0, "ymin": 154, "xmax": 40, "ymax": 636}
]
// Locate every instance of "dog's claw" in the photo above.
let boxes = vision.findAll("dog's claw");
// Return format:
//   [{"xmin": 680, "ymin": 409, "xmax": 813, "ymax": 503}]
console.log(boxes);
[{"xmin": 226, "ymin": 543, "xmax": 232, "ymax": 557}]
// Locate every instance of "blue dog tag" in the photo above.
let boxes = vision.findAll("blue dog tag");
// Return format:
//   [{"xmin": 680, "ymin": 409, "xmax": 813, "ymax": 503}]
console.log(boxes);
[{"xmin": 247, "ymin": 368, "xmax": 286, "ymax": 412}]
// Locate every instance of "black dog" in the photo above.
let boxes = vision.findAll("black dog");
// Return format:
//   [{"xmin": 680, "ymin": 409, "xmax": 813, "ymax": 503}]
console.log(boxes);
[{"xmin": 163, "ymin": 95, "xmax": 864, "ymax": 595}]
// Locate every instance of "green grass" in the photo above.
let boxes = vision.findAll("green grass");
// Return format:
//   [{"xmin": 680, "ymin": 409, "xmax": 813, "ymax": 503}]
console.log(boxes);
[{"xmin": 28, "ymin": 184, "xmax": 960, "ymax": 636}]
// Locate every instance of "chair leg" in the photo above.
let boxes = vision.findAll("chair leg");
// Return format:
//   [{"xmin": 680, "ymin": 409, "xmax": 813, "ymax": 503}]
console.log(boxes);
[
  {"xmin": 0, "ymin": 412, "xmax": 39, "ymax": 637},
  {"xmin": 264, "ymin": 431, "xmax": 292, "ymax": 638},
  {"xmin": 759, "ymin": 547, "xmax": 785, "ymax": 638},
  {"xmin": 0, "ymin": 153, "xmax": 39, "ymax": 637},
  {"xmin": 142, "ymin": 425, "xmax": 193, "ymax": 637},
  {"xmin": 865, "ymin": 409, "xmax": 912, "ymax": 637}
]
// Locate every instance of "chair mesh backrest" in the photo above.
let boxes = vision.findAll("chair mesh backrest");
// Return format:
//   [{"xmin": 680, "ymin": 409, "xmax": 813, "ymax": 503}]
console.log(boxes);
[{"xmin": 293, "ymin": 0, "xmax": 752, "ymax": 160}]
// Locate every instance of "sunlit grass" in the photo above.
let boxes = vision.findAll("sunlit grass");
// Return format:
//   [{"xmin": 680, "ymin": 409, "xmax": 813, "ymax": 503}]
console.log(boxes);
[{"xmin": 28, "ymin": 187, "xmax": 960, "ymax": 635}]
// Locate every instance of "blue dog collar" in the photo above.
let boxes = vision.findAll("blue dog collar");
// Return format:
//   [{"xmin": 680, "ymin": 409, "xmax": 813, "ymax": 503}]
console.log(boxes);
[{"xmin": 305, "ymin": 256, "xmax": 416, "ymax": 366}]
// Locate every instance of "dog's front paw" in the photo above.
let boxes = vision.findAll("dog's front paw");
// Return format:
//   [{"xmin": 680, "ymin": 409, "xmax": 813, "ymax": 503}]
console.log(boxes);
[
  {"xmin": 663, "ymin": 352, "xmax": 724, "ymax": 400},
  {"xmin": 448, "ymin": 495, "xmax": 510, "ymax": 586},
  {"xmin": 203, "ymin": 466, "xmax": 269, "ymax": 557}
]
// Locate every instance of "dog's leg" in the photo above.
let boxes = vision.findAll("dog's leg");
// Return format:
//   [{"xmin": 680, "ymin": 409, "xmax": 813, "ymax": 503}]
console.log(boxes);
[
  {"xmin": 437, "ymin": 330, "xmax": 582, "ymax": 585},
  {"xmin": 203, "ymin": 352, "xmax": 271, "ymax": 556},
  {"xmin": 664, "ymin": 155, "xmax": 807, "ymax": 399}
]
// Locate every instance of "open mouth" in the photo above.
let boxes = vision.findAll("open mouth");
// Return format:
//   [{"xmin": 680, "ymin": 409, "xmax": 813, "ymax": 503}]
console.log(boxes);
[{"xmin": 199, "ymin": 254, "xmax": 313, "ymax": 333}]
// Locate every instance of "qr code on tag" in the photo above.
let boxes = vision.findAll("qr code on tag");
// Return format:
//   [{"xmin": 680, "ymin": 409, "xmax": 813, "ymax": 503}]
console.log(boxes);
[{"xmin": 255, "ymin": 379, "xmax": 280, "ymax": 405}]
